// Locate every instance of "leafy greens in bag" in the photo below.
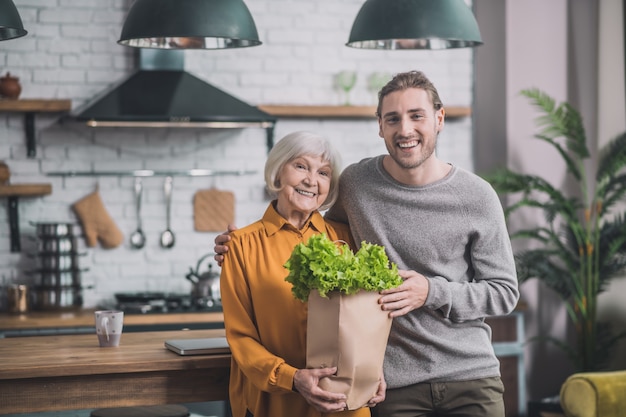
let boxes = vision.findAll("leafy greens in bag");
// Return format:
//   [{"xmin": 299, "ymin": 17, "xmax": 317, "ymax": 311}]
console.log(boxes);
[{"xmin": 284, "ymin": 233, "xmax": 402, "ymax": 301}]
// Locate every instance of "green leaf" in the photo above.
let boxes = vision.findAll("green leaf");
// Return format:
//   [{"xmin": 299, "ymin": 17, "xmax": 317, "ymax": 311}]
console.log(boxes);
[{"xmin": 284, "ymin": 233, "xmax": 402, "ymax": 301}]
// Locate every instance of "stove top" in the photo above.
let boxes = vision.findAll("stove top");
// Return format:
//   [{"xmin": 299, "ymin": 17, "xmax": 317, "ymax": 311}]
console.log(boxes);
[{"xmin": 114, "ymin": 292, "xmax": 222, "ymax": 314}]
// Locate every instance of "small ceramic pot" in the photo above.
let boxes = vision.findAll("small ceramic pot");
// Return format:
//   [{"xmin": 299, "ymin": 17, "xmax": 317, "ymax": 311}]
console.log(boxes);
[
  {"xmin": 0, "ymin": 72, "xmax": 22, "ymax": 99},
  {"xmin": 0, "ymin": 161, "xmax": 10, "ymax": 184}
]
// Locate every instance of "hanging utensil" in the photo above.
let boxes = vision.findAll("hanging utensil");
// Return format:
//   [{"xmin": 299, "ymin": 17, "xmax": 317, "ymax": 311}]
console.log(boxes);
[
  {"xmin": 159, "ymin": 176, "xmax": 175, "ymax": 248},
  {"xmin": 129, "ymin": 177, "xmax": 146, "ymax": 249}
]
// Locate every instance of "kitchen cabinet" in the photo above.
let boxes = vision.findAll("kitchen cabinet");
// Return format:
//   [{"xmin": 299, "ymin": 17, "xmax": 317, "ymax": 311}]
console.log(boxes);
[
  {"xmin": 486, "ymin": 310, "xmax": 526, "ymax": 417},
  {"xmin": 0, "ymin": 98, "xmax": 72, "ymax": 158},
  {"xmin": 0, "ymin": 183, "xmax": 52, "ymax": 253},
  {"xmin": 0, "ymin": 329, "xmax": 229, "ymax": 414}
]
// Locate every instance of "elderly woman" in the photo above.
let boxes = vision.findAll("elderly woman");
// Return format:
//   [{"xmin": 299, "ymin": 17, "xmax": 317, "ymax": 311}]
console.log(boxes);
[{"xmin": 220, "ymin": 131, "xmax": 383, "ymax": 417}]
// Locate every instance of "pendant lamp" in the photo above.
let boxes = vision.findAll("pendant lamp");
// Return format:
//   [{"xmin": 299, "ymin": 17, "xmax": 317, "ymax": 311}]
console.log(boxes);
[
  {"xmin": 0, "ymin": 0, "xmax": 27, "ymax": 41},
  {"xmin": 118, "ymin": 0, "xmax": 261, "ymax": 49},
  {"xmin": 347, "ymin": 0, "xmax": 482, "ymax": 50}
]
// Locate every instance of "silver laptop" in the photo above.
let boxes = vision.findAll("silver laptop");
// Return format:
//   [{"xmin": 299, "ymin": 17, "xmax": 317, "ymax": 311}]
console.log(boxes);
[{"xmin": 164, "ymin": 337, "xmax": 230, "ymax": 356}]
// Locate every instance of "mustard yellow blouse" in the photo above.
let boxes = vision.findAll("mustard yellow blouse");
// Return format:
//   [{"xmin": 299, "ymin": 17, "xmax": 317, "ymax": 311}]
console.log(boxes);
[{"xmin": 220, "ymin": 202, "xmax": 369, "ymax": 417}]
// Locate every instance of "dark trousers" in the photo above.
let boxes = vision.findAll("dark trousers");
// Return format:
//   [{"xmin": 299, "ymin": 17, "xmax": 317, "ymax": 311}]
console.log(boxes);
[{"xmin": 371, "ymin": 377, "xmax": 505, "ymax": 417}]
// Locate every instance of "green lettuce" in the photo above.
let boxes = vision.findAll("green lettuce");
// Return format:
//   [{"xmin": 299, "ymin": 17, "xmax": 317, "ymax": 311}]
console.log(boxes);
[{"xmin": 284, "ymin": 233, "xmax": 402, "ymax": 301}]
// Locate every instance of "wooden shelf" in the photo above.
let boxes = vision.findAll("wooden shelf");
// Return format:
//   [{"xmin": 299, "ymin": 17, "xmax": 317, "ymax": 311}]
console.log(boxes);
[
  {"xmin": 258, "ymin": 104, "xmax": 471, "ymax": 119},
  {"xmin": 258, "ymin": 105, "xmax": 376, "ymax": 118},
  {"xmin": 0, "ymin": 183, "xmax": 52, "ymax": 253},
  {"xmin": 0, "ymin": 99, "xmax": 72, "ymax": 158},
  {"xmin": 0, "ymin": 183, "xmax": 52, "ymax": 197},
  {"xmin": 0, "ymin": 99, "xmax": 71, "ymax": 112}
]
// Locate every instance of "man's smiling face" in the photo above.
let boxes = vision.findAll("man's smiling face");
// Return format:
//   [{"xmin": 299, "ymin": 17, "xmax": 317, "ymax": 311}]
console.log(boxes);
[{"xmin": 378, "ymin": 87, "xmax": 444, "ymax": 171}]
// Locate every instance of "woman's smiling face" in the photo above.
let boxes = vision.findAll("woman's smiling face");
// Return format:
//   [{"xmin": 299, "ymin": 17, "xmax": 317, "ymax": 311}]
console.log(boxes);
[{"xmin": 275, "ymin": 154, "xmax": 332, "ymax": 228}]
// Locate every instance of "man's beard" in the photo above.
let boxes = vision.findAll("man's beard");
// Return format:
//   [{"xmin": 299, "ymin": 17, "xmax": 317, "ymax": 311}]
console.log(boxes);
[{"xmin": 386, "ymin": 134, "xmax": 437, "ymax": 170}]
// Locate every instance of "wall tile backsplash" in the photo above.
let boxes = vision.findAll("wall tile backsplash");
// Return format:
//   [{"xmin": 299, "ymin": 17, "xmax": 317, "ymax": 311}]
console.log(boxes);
[{"xmin": 0, "ymin": 0, "xmax": 475, "ymax": 309}]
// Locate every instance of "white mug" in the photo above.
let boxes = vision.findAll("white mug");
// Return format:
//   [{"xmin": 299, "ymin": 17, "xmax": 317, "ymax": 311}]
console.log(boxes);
[{"xmin": 94, "ymin": 310, "xmax": 124, "ymax": 347}]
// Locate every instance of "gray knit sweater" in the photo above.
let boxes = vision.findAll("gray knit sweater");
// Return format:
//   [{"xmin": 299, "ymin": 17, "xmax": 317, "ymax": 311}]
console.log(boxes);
[{"xmin": 325, "ymin": 156, "xmax": 519, "ymax": 389}]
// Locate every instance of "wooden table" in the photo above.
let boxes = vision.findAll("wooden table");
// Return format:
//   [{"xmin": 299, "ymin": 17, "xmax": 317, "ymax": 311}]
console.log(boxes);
[{"xmin": 0, "ymin": 329, "xmax": 230, "ymax": 414}]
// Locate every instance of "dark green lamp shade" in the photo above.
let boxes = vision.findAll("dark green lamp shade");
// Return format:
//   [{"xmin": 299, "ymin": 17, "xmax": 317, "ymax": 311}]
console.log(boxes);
[
  {"xmin": 0, "ymin": 0, "xmax": 27, "ymax": 41},
  {"xmin": 347, "ymin": 0, "xmax": 482, "ymax": 50},
  {"xmin": 118, "ymin": 0, "xmax": 261, "ymax": 49}
]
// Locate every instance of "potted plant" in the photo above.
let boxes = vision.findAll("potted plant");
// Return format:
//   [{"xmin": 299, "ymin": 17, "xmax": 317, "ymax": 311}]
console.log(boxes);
[{"xmin": 484, "ymin": 89, "xmax": 626, "ymax": 372}]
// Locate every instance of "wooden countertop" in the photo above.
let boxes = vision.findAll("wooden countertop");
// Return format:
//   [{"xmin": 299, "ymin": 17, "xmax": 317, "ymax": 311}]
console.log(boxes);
[
  {"xmin": 0, "ymin": 329, "xmax": 228, "ymax": 380},
  {"xmin": 0, "ymin": 329, "xmax": 230, "ymax": 413},
  {"xmin": 0, "ymin": 309, "xmax": 224, "ymax": 330}
]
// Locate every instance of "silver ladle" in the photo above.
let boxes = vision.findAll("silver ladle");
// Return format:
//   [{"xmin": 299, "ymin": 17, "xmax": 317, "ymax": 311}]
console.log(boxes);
[
  {"xmin": 129, "ymin": 177, "xmax": 146, "ymax": 249},
  {"xmin": 159, "ymin": 176, "xmax": 175, "ymax": 248}
]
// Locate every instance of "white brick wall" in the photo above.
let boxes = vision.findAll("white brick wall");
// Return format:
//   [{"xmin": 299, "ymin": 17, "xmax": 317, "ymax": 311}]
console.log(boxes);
[{"xmin": 0, "ymin": 0, "xmax": 475, "ymax": 309}]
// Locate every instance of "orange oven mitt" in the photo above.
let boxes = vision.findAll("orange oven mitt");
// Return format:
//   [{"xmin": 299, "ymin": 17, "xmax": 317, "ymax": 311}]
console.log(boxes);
[{"xmin": 72, "ymin": 189, "xmax": 124, "ymax": 248}]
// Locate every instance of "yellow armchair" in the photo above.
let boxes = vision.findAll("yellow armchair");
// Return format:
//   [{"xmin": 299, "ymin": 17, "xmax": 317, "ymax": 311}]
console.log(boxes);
[{"xmin": 559, "ymin": 370, "xmax": 626, "ymax": 417}]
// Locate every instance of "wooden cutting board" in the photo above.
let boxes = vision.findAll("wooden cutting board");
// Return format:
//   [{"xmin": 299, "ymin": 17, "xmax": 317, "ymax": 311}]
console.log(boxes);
[{"xmin": 193, "ymin": 189, "xmax": 235, "ymax": 232}]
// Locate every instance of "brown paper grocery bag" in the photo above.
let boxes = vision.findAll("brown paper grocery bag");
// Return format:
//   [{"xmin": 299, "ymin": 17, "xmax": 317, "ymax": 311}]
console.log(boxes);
[
  {"xmin": 306, "ymin": 290, "xmax": 392, "ymax": 410},
  {"xmin": 193, "ymin": 188, "xmax": 235, "ymax": 232}
]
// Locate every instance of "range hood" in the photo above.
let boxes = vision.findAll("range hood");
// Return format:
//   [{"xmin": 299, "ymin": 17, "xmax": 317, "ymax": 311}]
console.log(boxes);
[{"xmin": 72, "ymin": 49, "xmax": 276, "ymax": 132}]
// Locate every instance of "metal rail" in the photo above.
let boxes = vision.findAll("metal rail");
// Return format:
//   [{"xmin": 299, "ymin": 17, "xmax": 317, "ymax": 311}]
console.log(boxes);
[{"xmin": 46, "ymin": 169, "xmax": 257, "ymax": 177}]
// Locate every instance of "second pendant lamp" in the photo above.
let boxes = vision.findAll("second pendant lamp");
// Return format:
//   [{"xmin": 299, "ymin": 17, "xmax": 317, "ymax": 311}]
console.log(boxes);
[
  {"xmin": 118, "ymin": 0, "xmax": 261, "ymax": 49},
  {"xmin": 347, "ymin": 0, "xmax": 482, "ymax": 50}
]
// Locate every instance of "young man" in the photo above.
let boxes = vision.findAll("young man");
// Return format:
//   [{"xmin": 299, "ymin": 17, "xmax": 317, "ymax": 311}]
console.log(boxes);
[
  {"xmin": 216, "ymin": 71, "xmax": 519, "ymax": 416},
  {"xmin": 325, "ymin": 70, "xmax": 518, "ymax": 417}
]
